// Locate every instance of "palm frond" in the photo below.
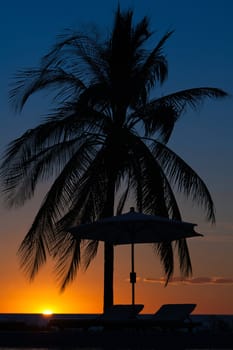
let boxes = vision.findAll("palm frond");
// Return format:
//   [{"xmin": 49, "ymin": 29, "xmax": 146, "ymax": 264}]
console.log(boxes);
[
  {"xmin": 175, "ymin": 239, "xmax": 192, "ymax": 277},
  {"xmin": 55, "ymin": 145, "xmax": 108, "ymax": 234},
  {"xmin": 154, "ymin": 87, "xmax": 228, "ymax": 111},
  {"xmin": 17, "ymin": 200, "xmax": 57, "ymax": 280},
  {"xmin": 162, "ymin": 174, "xmax": 182, "ymax": 220},
  {"xmin": 153, "ymin": 140, "xmax": 216, "ymax": 222},
  {"xmin": 41, "ymin": 32, "xmax": 107, "ymax": 83},
  {"xmin": 141, "ymin": 30, "xmax": 174, "ymax": 87},
  {"xmin": 154, "ymin": 241, "xmax": 174, "ymax": 285},
  {"xmin": 53, "ymin": 155, "xmax": 109, "ymax": 283},
  {"xmin": 82, "ymin": 240, "xmax": 99, "ymax": 271},
  {"xmin": 130, "ymin": 87, "xmax": 227, "ymax": 142},
  {"xmin": 1, "ymin": 131, "xmax": 98, "ymax": 208},
  {"xmin": 116, "ymin": 180, "xmax": 130, "ymax": 215},
  {"xmin": 10, "ymin": 68, "xmax": 86, "ymax": 112},
  {"xmin": 128, "ymin": 136, "xmax": 169, "ymax": 216},
  {"xmin": 132, "ymin": 15, "xmax": 152, "ymax": 48},
  {"xmin": 16, "ymin": 140, "xmax": 99, "ymax": 280},
  {"xmin": 54, "ymin": 233, "xmax": 82, "ymax": 292}
]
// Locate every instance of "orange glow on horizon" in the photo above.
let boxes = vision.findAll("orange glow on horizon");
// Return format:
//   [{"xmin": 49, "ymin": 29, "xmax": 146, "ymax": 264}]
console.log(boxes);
[
  {"xmin": 42, "ymin": 309, "xmax": 53, "ymax": 316},
  {"xmin": 0, "ymin": 230, "xmax": 232, "ymax": 315}
]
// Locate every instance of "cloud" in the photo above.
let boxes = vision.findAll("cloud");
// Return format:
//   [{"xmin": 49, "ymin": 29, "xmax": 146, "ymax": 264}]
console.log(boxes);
[{"xmin": 143, "ymin": 276, "xmax": 233, "ymax": 285}]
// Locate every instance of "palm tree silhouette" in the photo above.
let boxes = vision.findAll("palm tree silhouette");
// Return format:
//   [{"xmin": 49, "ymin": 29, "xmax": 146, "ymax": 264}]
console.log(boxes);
[{"xmin": 1, "ymin": 7, "xmax": 227, "ymax": 312}]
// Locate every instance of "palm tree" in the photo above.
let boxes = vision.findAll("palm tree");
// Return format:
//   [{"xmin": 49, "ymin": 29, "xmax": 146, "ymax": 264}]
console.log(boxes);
[{"xmin": 1, "ymin": 7, "xmax": 227, "ymax": 312}]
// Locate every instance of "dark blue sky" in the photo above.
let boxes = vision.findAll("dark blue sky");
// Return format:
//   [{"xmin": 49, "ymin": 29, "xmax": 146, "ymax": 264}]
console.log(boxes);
[
  {"xmin": 1, "ymin": 0, "xmax": 232, "ymax": 218},
  {"xmin": 0, "ymin": 0, "xmax": 233, "ymax": 314}
]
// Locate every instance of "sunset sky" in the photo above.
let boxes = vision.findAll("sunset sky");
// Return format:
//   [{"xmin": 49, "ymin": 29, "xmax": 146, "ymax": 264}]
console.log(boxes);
[{"xmin": 0, "ymin": 0, "xmax": 233, "ymax": 315}]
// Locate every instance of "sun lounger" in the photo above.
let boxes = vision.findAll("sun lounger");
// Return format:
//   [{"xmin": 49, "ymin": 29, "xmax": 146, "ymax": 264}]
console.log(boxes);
[
  {"xmin": 48, "ymin": 304, "xmax": 200, "ymax": 332},
  {"xmin": 138, "ymin": 303, "xmax": 200, "ymax": 332},
  {"xmin": 152, "ymin": 303, "xmax": 196, "ymax": 321},
  {"xmin": 96, "ymin": 303, "xmax": 199, "ymax": 332},
  {"xmin": 48, "ymin": 304, "xmax": 144, "ymax": 331},
  {"xmin": 93, "ymin": 304, "xmax": 144, "ymax": 330},
  {"xmin": 99, "ymin": 304, "xmax": 144, "ymax": 320}
]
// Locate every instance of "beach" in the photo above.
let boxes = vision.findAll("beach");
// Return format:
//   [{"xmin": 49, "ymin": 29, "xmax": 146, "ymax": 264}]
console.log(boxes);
[
  {"xmin": 0, "ymin": 328, "xmax": 232, "ymax": 349},
  {"xmin": 0, "ymin": 314, "xmax": 232, "ymax": 349}
]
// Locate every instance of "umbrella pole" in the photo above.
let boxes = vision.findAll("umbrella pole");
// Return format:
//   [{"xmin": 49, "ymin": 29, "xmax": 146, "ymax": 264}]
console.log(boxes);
[{"xmin": 130, "ymin": 243, "xmax": 136, "ymax": 306}]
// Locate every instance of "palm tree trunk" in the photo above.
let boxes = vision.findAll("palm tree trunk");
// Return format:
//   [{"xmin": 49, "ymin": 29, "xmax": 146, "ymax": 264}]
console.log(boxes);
[
  {"xmin": 103, "ymin": 242, "xmax": 114, "ymax": 312},
  {"xmin": 102, "ymin": 174, "xmax": 116, "ymax": 313}
]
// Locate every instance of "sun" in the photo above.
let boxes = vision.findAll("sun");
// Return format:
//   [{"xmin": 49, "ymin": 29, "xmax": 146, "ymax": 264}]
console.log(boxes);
[{"xmin": 42, "ymin": 309, "xmax": 53, "ymax": 316}]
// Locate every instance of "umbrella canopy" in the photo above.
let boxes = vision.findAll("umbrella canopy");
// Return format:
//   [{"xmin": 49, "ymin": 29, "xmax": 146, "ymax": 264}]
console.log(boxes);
[
  {"xmin": 69, "ymin": 207, "xmax": 202, "ymax": 244},
  {"xmin": 68, "ymin": 207, "xmax": 203, "ymax": 305}
]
